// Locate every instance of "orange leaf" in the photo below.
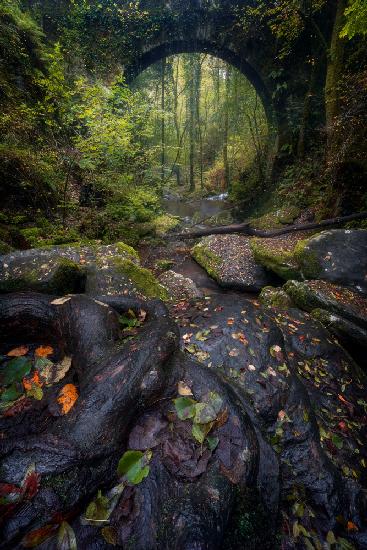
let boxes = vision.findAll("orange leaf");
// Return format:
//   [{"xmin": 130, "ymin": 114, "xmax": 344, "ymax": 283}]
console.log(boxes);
[
  {"xmin": 23, "ymin": 371, "xmax": 43, "ymax": 391},
  {"xmin": 35, "ymin": 345, "xmax": 54, "ymax": 357},
  {"xmin": 57, "ymin": 384, "xmax": 79, "ymax": 415},
  {"xmin": 7, "ymin": 345, "xmax": 29, "ymax": 357},
  {"xmin": 347, "ymin": 521, "xmax": 358, "ymax": 531},
  {"xmin": 22, "ymin": 524, "xmax": 58, "ymax": 548}
]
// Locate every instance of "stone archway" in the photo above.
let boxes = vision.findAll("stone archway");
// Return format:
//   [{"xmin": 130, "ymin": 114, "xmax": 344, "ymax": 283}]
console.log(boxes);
[{"xmin": 119, "ymin": 0, "xmax": 326, "ymax": 163}]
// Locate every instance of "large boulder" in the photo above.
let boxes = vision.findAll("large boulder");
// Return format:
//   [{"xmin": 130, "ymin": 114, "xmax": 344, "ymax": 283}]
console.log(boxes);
[
  {"xmin": 0, "ymin": 243, "xmax": 168, "ymax": 300},
  {"xmin": 284, "ymin": 279, "xmax": 367, "ymax": 328},
  {"xmin": 294, "ymin": 229, "xmax": 367, "ymax": 293},
  {"xmin": 191, "ymin": 235, "xmax": 274, "ymax": 292},
  {"xmin": 284, "ymin": 279, "xmax": 367, "ymax": 360},
  {"xmin": 251, "ymin": 229, "xmax": 367, "ymax": 295},
  {"xmin": 250, "ymin": 230, "xmax": 316, "ymax": 281}
]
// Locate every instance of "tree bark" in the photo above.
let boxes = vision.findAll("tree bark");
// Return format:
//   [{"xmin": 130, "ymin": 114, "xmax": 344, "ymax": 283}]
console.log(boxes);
[
  {"xmin": 169, "ymin": 211, "xmax": 367, "ymax": 240},
  {"xmin": 325, "ymin": 0, "xmax": 347, "ymax": 163}
]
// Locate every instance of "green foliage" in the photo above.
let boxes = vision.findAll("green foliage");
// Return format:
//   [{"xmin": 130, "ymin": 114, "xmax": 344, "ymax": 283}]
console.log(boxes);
[
  {"xmin": 341, "ymin": 0, "xmax": 367, "ymax": 39},
  {"xmin": 117, "ymin": 450, "xmax": 152, "ymax": 485}
]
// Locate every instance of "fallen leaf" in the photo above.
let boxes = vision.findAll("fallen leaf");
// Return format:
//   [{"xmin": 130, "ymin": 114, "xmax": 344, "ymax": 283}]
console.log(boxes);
[
  {"xmin": 35, "ymin": 346, "xmax": 54, "ymax": 358},
  {"xmin": 37, "ymin": 356, "xmax": 72, "ymax": 386},
  {"xmin": 57, "ymin": 384, "xmax": 79, "ymax": 415},
  {"xmin": 50, "ymin": 297, "xmax": 71, "ymax": 305},
  {"xmin": 23, "ymin": 371, "xmax": 43, "ymax": 391},
  {"xmin": 57, "ymin": 521, "xmax": 77, "ymax": 550},
  {"xmin": 102, "ymin": 526, "xmax": 118, "ymax": 546},
  {"xmin": 117, "ymin": 450, "xmax": 152, "ymax": 484},
  {"xmin": 22, "ymin": 524, "xmax": 58, "ymax": 548},
  {"xmin": 1, "ymin": 357, "xmax": 32, "ymax": 385},
  {"xmin": 7, "ymin": 345, "xmax": 29, "ymax": 357},
  {"xmin": 178, "ymin": 381, "xmax": 193, "ymax": 396},
  {"xmin": 347, "ymin": 521, "xmax": 358, "ymax": 532}
]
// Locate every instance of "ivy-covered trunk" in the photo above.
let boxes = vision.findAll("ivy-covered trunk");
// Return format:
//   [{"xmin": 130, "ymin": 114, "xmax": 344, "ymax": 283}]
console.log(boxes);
[{"xmin": 325, "ymin": 0, "xmax": 347, "ymax": 163}]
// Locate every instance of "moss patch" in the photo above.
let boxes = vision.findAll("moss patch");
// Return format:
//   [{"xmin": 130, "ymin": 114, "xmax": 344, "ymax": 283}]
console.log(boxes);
[
  {"xmin": 116, "ymin": 241, "xmax": 139, "ymax": 259},
  {"xmin": 49, "ymin": 258, "xmax": 86, "ymax": 294},
  {"xmin": 259, "ymin": 286, "xmax": 293, "ymax": 309},
  {"xmin": 156, "ymin": 259, "xmax": 175, "ymax": 271},
  {"xmin": 250, "ymin": 238, "xmax": 301, "ymax": 280},
  {"xmin": 153, "ymin": 214, "xmax": 180, "ymax": 236},
  {"xmin": 293, "ymin": 239, "xmax": 322, "ymax": 279},
  {"xmin": 0, "ymin": 240, "xmax": 14, "ymax": 254},
  {"xmin": 250, "ymin": 206, "xmax": 300, "ymax": 230},
  {"xmin": 191, "ymin": 241, "xmax": 222, "ymax": 281},
  {"xmin": 114, "ymin": 258, "xmax": 169, "ymax": 300}
]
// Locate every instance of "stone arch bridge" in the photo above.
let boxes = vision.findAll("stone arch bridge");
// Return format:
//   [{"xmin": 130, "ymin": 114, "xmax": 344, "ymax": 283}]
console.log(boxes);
[{"xmin": 122, "ymin": 0, "xmax": 331, "ymax": 159}]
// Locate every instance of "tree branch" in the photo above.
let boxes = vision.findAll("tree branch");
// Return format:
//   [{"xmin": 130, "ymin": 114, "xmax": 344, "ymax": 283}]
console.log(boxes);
[{"xmin": 168, "ymin": 211, "xmax": 367, "ymax": 240}]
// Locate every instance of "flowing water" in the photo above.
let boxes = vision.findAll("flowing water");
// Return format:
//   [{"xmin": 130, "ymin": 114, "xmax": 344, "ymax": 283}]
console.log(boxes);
[
  {"xmin": 140, "ymin": 192, "xmax": 248, "ymax": 297},
  {"xmin": 162, "ymin": 192, "xmax": 231, "ymax": 228}
]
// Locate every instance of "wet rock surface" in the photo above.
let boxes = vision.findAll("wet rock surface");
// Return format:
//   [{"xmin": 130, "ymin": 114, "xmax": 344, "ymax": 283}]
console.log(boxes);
[
  {"xmin": 294, "ymin": 229, "xmax": 367, "ymax": 293},
  {"xmin": 0, "ymin": 244, "xmax": 168, "ymax": 300},
  {"xmin": 1, "ymin": 289, "xmax": 367, "ymax": 549},
  {"xmin": 159, "ymin": 269, "xmax": 203, "ymax": 300},
  {"xmin": 192, "ymin": 234, "xmax": 275, "ymax": 292}
]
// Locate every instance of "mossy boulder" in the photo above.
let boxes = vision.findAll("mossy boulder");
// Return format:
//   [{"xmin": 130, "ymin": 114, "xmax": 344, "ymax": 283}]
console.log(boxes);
[
  {"xmin": 293, "ymin": 229, "xmax": 367, "ymax": 292},
  {"xmin": 250, "ymin": 238, "xmax": 301, "ymax": 281},
  {"xmin": 250, "ymin": 206, "xmax": 301, "ymax": 230},
  {"xmin": 0, "ymin": 242, "xmax": 166, "ymax": 300},
  {"xmin": 159, "ymin": 270, "xmax": 202, "ymax": 301},
  {"xmin": 311, "ymin": 308, "xmax": 367, "ymax": 356},
  {"xmin": 192, "ymin": 239, "xmax": 222, "ymax": 281},
  {"xmin": 259, "ymin": 286, "xmax": 293, "ymax": 309},
  {"xmin": 284, "ymin": 279, "xmax": 367, "ymax": 329},
  {"xmin": 192, "ymin": 235, "xmax": 273, "ymax": 291},
  {"xmin": 114, "ymin": 258, "xmax": 169, "ymax": 301}
]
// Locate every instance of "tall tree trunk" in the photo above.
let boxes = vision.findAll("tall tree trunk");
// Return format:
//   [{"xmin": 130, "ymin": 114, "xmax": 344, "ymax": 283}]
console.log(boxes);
[
  {"xmin": 325, "ymin": 0, "xmax": 347, "ymax": 163},
  {"xmin": 161, "ymin": 57, "xmax": 166, "ymax": 184},
  {"xmin": 187, "ymin": 56, "xmax": 196, "ymax": 192},
  {"xmin": 194, "ymin": 56, "xmax": 204, "ymax": 190},
  {"xmin": 223, "ymin": 65, "xmax": 231, "ymax": 192},
  {"xmin": 297, "ymin": 57, "xmax": 317, "ymax": 159}
]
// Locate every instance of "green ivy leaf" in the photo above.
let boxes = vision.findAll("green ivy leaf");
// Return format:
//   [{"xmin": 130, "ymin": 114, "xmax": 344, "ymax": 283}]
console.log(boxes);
[
  {"xmin": 193, "ymin": 402, "xmax": 217, "ymax": 424},
  {"xmin": 192, "ymin": 422, "xmax": 213, "ymax": 444},
  {"xmin": 173, "ymin": 397, "xmax": 197, "ymax": 420},
  {"xmin": 26, "ymin": 385, "xmax": 43, "ymax": 401},
  {"xmin": 1, "ymin": 357, "xmax": 32, "ymax": 385},
  {"xmin": 1, "ymin": 382, "xmax": 23, "ymax": 402},
  {"xmin": 206, "ymin": 392, "xmax": 223, "ymax": 415},
  {"xmin": 85, "ymin": 490, "xmax": 110, "ymax": 522},
  {"xmin": 117, "ymin": 450, "xmax": 152, "ymax": 484}
]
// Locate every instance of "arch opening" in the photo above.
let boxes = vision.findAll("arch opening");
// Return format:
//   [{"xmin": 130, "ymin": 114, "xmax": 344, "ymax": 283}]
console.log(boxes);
[{"xmin": 126, "ymin": 48, "xmax": 276, "ymax": 199}]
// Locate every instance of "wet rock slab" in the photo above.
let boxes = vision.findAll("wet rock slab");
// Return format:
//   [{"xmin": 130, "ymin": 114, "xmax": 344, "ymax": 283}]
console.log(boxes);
[
  {"xmin": 0, "ymin": 243, "xmax": 168, "ymax": 300},
  {"xmin": 192, "ymin": 234, "xmax": 274, "ymax": 292},
  {"xmin": 294, "ymin": 229, "xmax": 367, "ymax": 293}
]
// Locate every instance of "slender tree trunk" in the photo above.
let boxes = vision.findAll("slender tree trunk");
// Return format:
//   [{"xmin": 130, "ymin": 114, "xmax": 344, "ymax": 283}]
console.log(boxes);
[
  {"xmin": 194, "ymin": 56, "xmax": 204, "ymax": 190},
  {"xmin": 161, "ymin": 58, "xmax": 166, "ymax": 184},
  {"xmin": 223, "ymin": 65, "xmax": 231, "ymax": 192},
  {"xmin": 325, "ymin": 0, "xmax": 347, "ymax": 163},
  {"xmin": 187, "ymin": 56, "xmax": 196, "ymax": 192},
  {"xmin": 297, "ymin": 57, "xmax": 317, "ymax": 159}
]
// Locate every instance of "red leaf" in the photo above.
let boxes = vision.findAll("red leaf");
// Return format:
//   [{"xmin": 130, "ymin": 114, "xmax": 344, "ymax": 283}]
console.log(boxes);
[{"xmin": 22, "ymin": 471, "xmax": 41, "ymax": 500}]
